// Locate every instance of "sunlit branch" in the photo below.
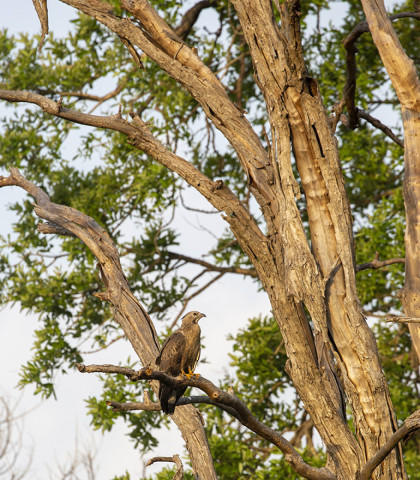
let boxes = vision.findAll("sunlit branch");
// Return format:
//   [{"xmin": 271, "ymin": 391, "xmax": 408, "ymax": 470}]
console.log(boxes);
[
  {"xmin": 356, "ymin": 252, "xmax": 405, "ymax": 272},
  {"xmin": 359, "ymin": 409, "xmax": 420, "ymax": 480},
  {"xmin": 32, "ymin": 0, "xmax": 48, "ymax": 52},
  {"xmin": 146, "ymin": 454, "xmax": 184, "ymax": 480},
  {"xmin": 167, "ymin": 251, "xmax": 257, "ymax": 277},
  {"xmin": 386, "ymin": 316, "xmax": 420, "ymax": 324},
  {"xmin": 61, "ymin": 0, "xmax": 276, "ymax": 215},
  {"xmin": 0, "ymin": 90, "xmax": 268, "ymax": 267},
  {"xmin": 357, "ymin": 110, "xmax": 404, "ymax": 148}
]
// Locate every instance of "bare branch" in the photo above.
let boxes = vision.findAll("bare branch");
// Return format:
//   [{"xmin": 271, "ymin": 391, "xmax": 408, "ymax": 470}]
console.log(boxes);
[
  {"xmin": 38, "ymin": 221, "xmax": 76, "ymax": 237},
  {"xmin": 107, "ymin": 400, "xmax": 161, "ymax": 411},
  {"xmin": 386, "ymin": 316, "xmax": 420, "ymax": 324},
  {"xmin": 179, "ymin": 190, "xmax": 219, "ymax": 214},
  {"xmin": 118, "ymin": 37, "xmax": 145, "ymax": 70},
  {"xmin": 32, "ymin": 0, "xmax": 49, "ymax": 52},
  {"xmin": 76, "ymin": 363, "xmax": 143, "ymax": 380},
  {"xmin": 173, "ymin": 1, "xmax": 217, "ymax": 40},
  {"xmin": 345, "ymin": 11, "xmax": 420, "ymax": 47},
  {"xmin": 60, "ymin": 75, "xmax": 130, "ymax": 110},
  {"xmin": 146, "ymin": 454, "xmax": 183, "ymax": 480},
  {"xmin": 357, "ymin": 110, "xmax": 404, "ymax": 148},
  {"xmin": 170, "ymin": 272, "xmax": 225, "ymax": 327},
  {"xmin": 107, "ymin": 395, "xmax": 234, "ymax": 411},
  {"xmin": 356, "ymin": 252, "xmax": 405, "ymax": 272},
  {"xmin": 0, "ymin": 167, "xmax": 219, "ymax": 480},
  {"xmin": 360, "ymin": 409, "xmax": 420, "ymax": 480},
  {"xmin": 77, "ymin": 363, "xmax": 335, "ymax": 480},
  {"xmin": 332, "ymin": 10, "xmax": 420, "ymax": 131},
  {"xmin": 167, "ymin": 251, "xmax": 257, "ymax": 277},
  {"xmin": 0, "ymin": 167, "xmax": 161, "ymax": 360},
  {"xmin": 331, "ymin": 37, "xmax": 357, "ymax": 132},
  {"xmin": 0, "ymin": 396, "xmax": 34, "ymax": 479},
  {"xmin": 61, "ymin": 0, "xmax": 277, "ymax": 219}
]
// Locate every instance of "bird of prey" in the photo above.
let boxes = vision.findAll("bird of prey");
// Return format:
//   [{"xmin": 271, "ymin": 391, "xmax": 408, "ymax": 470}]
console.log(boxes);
[{"xmin": 156, "ymin": 311, "xmax": 206, "ymax": 414}]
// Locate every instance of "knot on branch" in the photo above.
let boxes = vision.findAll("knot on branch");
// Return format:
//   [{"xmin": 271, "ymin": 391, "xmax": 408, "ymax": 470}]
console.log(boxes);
[
  {"xmin": 93, "ymin": 291, "xmax": 111, "ymax": 302},
  {"xmin": 212, "ymin": 179, "xmax": 224, "ymax": 192}
]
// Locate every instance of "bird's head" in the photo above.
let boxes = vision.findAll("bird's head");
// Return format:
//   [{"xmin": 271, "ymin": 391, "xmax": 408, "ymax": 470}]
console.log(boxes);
[{"xmin": 181, "ymin": 311, "xmax": 206, "ymax": 326}]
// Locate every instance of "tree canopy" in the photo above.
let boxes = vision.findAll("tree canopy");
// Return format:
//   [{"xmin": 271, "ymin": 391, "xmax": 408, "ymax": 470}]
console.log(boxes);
[{"xmin": 0, "ymin": 1, "xmax": 419, "ymax": 479}]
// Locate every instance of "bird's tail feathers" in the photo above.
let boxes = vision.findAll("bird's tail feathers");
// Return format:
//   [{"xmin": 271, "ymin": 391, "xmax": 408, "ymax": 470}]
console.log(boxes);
[{"xmin": 159, "ymin": 385, "xmax": 176, "ymax": 415}]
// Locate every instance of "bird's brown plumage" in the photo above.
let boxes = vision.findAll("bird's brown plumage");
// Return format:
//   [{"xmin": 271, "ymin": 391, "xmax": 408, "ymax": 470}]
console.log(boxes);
[{"xmin": 156, "ymin": 311, "xmax": 205, "ymax": 414}]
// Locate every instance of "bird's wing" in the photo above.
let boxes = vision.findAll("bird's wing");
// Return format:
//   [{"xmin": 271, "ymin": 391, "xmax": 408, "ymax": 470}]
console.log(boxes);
[
  {"xmin": 190, "ymin": 345, "xmax": 200, "ymax": 372},
  {"xmin": 157, "ymin": 331, "xmax": 186, "ymax": 376}
]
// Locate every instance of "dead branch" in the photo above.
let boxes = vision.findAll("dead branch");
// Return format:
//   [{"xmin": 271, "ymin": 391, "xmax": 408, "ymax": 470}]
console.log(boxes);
[
  {"xmin": 146, "ymin": 454, "xmax": 183, "ymax": 480},
  {"xmin": 359, "ymin": 409, "xmax": 420, "ymax": 480},
  {"xmin": 38, "ymin": 221, "xmax": 76, "ymax": 237},
  {"xmin": 118, "ymin": 37, "xmax": 145, "ymax": 70},
  {"xmin": 332, "ymin": 10, "xmax": 420, "ymax": 132},
  {"xmin": 0, "ymin": 167, "xmax": 160, "ymax": 359},
  {"xmin": 356, "ymin": 252, "xmax": 405, "ymax": 272},
  {"xmin": 32, "ymin": 0, "xmax": 49, "ymax": 52},
  {"xmin": 107, "ymin": 395, "xmax": 233, "ymax": 411},
  {"xmin": 345, "ymin": 11, "xmax": 420, "ymax": 46},
  {"xmin": 60, "ymin": 74, "xmax": 130, "ymax": 113},
  {"xmin": 386, "ymin": 316, "xmax": 420, "ymax": 324},
  {"xmin": 76, "ymin": 363, "xmax": 335, "ymax": 480},
  {"xmin": 174, "ymin": 1, "xmax": 217, "ymax": 40},
  {"xmin": 76, "ymin": 363, "xmax": 143, "ymax": 380},
  {"xmin": 357, "ymin": 109, "xmax": 404, "ymax": 147},
  {"xmin": 107, "ymin": 400, "xmax": 161, "ymax": 411},
  {"xmin": 0, "ymin": 396, "xmax": 33, "ymax": 480},
  {"xmin": 169, "ymin": 272, "xmax": 225, "ymax": 328}
]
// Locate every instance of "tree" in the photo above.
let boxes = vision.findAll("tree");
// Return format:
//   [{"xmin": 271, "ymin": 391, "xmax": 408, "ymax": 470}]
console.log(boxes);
[{"xmin": 0, "ymin": 0, "xmax": 419, "ymax": 479}]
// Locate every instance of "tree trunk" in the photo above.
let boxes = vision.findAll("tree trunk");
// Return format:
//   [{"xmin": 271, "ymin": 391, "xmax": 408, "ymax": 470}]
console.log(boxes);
[
  {"xmin": 360, "ymin": 0, "xmax": 420, "ymax": 365},
  {"xmin": 230, "ymin": 1, "xmax": 406, "ymax": 477}
]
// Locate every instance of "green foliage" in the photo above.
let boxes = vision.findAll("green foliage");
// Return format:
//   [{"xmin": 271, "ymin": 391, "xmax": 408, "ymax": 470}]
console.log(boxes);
[
  {"xmin": 85, "ymin": 357, "xmax": 166, "ymax": 453},
  {"xmin": 144, "ymin": 467, "xmax": 194, "ymax": 480},
  {"xmin": 111, "ymin": 473, "xmax": 131, "ymax": 480},
  {"xmin": 200, "ymin": 316, "xmax": 325, "ymax": 478}
]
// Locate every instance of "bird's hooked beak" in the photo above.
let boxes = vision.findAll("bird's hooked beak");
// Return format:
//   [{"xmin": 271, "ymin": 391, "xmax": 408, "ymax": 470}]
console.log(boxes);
[{"xmin": 196, "ymin": 312, "xmax": 206, "ymax": 323}]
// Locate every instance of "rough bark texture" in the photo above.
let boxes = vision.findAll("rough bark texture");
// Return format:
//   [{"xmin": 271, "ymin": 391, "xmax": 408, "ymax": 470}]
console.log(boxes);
[
  {"xmin": 230, "ymin": 1, "xmax": 405, "ymax": 478},
  {"xmin": 1, "ymin": 0, "xmax": 418, "ymax": 478},
  {"xmin": 360, "ymin": 0, "xmax": 420, "ymax": 365}
]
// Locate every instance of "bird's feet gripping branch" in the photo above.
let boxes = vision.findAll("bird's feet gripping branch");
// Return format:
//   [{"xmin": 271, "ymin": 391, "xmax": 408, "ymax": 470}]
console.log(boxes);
[
  {"xmin": 156, "ymin": 311, "xmax": 206, "ymax": 414},
  {"xmin": 181, "ymin": 367, "xmax": 201, "ymax": 379}
]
